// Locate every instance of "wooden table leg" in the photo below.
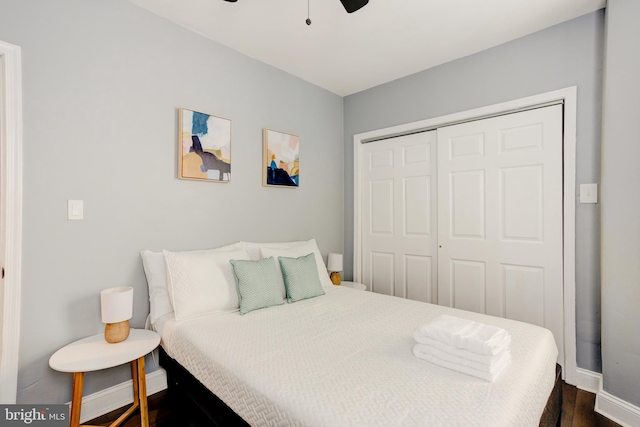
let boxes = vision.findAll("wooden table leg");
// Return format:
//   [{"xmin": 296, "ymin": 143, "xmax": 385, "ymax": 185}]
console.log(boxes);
[
  {"xmin": 98, "ymin": 360, "xmax": 145, "ymax": 427},
  {"xmin": 105, "ymin": 362, "xmax": 139, "ymax": 427},
  {"xmin": 70, "ymin": 372, "xmax": 84, "ymax": 427},
  {"xmin": 131, "ymin": 359, "xmax": 140, "ymax": 408},
  {"xmin": 136, "ymin": 356, "xmax": 149, "ymax": 427}
]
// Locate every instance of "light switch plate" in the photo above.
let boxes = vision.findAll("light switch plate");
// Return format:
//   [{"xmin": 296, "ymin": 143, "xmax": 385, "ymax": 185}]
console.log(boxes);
[
  {"xmin": 579, "ymin": 184, "xmax": 598, "ymax": 204},
  {"xmin": 68, "ymin": 200, "xmax": 84, "ymax": 220}
]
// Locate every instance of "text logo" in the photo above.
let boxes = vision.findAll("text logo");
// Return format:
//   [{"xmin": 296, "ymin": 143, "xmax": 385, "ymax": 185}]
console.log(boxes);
[{"xmin": 0, "ymin": 405, "xmax": 67, "ymax": 426}]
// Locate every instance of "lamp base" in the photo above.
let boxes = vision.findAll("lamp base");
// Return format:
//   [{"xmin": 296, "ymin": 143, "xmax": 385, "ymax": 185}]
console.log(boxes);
[
  {"xmin": 104, "ymin": 320, "xmax": 130, "ymax": 344},
  {"xmin": 330, "ymin": 272, "xmax": 341, "ymax": 285}
]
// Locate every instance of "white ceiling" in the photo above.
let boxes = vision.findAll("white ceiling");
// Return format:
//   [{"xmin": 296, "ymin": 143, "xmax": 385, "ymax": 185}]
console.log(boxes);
[{"xmin": 129, "ymin": 0, "xmax": 605, "ymax": 96}]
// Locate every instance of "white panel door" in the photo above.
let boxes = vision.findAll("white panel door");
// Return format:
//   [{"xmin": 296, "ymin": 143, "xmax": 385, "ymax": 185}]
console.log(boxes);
[
  {"xmin": 437, "ymin": 105, "xmax": 564, "ymax": 363},
  {"xmin": 361, "ymin": 132, "xmax": 437, "ymax": 302}
]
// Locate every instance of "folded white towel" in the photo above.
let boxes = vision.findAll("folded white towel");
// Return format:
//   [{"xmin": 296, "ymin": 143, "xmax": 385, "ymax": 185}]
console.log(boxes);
[
  {"xmin": 414, "ymin": 315, "xmax": 511, "ymax": 356},
  {"xmin": 413, "ymin": 343, "xmax": 511, "ymax": 373},
  {"xmin": 415, "ymin": 336, "xmax": 511, "ymax": 365},
  {"xmin": 413, "ymin": 344, "xmax": 511, "ymax": 382}
]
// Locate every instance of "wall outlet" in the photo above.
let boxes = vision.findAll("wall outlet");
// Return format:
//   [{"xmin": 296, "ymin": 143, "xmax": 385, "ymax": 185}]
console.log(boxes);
[
  {"xmin": 68, "ymin": 200, "xmax": 84, "ymax": 220},
  {"xmin": 579, "ymin": 184, "xmax": 598, "ymax": 204}
]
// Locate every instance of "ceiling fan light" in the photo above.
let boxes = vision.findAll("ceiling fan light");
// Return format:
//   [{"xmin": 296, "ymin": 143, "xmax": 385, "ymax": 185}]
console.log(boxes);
[{"xmin": 339, "ymin": 0, "xmax": 368, "ymax": 13}]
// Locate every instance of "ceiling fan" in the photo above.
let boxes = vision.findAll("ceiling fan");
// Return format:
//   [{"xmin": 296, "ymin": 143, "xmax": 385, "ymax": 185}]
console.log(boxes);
[{"xmin": 223, "ymin": 0, "xmax": 369, "ymax": 14}]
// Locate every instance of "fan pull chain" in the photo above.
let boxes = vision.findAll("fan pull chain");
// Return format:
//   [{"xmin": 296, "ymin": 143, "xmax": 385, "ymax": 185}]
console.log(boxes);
[{"xmin": 306, "ymin": 0, "xmax": 312, "ymax": 25}]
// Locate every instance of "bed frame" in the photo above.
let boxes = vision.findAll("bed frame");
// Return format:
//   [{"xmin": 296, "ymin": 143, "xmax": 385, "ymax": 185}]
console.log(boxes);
[{"xmin": 159, "ymin": 347, "xmax": 562, "ymax": 427}]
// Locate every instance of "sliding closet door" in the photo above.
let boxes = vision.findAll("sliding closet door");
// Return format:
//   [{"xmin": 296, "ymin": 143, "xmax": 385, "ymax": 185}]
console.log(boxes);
[
  {"xmin": 437, "ymin": 105, "xmax": 564, "ymax": 362},
  {"xmin": 361, "ymin": 132, "xmax": 437, "ymax": 302}
]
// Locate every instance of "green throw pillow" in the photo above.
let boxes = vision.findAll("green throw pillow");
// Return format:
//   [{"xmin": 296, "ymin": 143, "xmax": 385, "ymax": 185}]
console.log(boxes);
[
  {"xmin": 230, "ymin": 257, "xmax": 284, "ymax": 315},
  {"xmin": 278, "ymin": 253, "xmax": 325, "ymax": 303}
]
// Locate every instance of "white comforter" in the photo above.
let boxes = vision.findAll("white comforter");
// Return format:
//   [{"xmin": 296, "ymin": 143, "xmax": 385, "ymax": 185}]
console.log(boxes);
[{"xmin": 160, "ymin": 286, "xmax": 557, "ymax": 426}]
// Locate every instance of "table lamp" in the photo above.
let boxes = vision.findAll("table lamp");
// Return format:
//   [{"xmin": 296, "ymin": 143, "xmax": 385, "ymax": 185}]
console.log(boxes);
[
  {"xmin": 100, "ymin": 286, "xmax": 133, "ymax": 344},
  {"xmin": 327, "ymin": 253, "xmax": 343, "ymax": 285}
]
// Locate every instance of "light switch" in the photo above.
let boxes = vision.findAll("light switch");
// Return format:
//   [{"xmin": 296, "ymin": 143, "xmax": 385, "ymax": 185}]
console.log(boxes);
[
  {"xmin": 68, "ymin": 200, "xmax": 84, "ymax": 220},
  {"xmin": 579, "ymin": 184, "xmax": 598, "ymax": 204}
]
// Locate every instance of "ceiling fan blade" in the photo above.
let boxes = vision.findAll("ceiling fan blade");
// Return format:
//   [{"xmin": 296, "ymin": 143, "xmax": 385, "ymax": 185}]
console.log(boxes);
[
  {"xmin": 222, "ymin": 0, "xmax": 367, "ymax": 13},
  {"xmin": 339, "ymin": 0, "xmax": 368, "ymax": 13}
]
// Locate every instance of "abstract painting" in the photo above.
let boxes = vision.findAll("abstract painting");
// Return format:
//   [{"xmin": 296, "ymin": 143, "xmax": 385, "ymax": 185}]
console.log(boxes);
[
  {"xmin": 263, "ymin": 128, "xmax": 299, "ymax": 187},
  {"xmin": 179, "ymin": 108, "xmax": 231, "ymax": 182}
]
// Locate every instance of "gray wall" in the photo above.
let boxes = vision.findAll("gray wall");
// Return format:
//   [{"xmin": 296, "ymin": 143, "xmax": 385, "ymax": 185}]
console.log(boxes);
[
  {"xmin": 600, "ymin": 0, "xmax": 640, "ymax": 407},
  {"xmin": 0, "ymin": 0, "xmax": 344, "ymax": 404},
  {"xmin": 344, "ymin": 11, "xmax": 605, "ymax": 372}
]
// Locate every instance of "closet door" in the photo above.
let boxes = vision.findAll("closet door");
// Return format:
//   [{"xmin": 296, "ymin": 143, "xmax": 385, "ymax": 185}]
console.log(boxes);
[
  {"xmin": 361, "ymin": 132, "xmax": 437, "ymax": 302},
  {"xmin": 437, "ymin": 105, "xmax": 564, "ymax": 362}
]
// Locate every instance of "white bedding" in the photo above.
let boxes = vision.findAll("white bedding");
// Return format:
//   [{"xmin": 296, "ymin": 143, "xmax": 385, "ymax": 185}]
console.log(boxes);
[{"xmin": 161, "ymin": 286, "xmax": 557, "ymax": 427}]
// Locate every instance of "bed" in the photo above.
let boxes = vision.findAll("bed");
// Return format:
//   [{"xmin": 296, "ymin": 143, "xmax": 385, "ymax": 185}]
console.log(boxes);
[{"xmin": 142, "ymin": 240, "xmax": 562, "ymax": 427}]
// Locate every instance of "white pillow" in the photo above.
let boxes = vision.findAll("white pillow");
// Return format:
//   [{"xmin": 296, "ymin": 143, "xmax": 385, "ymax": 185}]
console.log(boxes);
[
  {"xmin": 141, "ymin": 250, "xmax": 173, "ymax": 324},
  {"xmin": 242, "ymin": 240, "xmax": 306, "ymax": 260},
  {"xmin": 141, "ymin": 241, "xmax": 245, "ymax": 324},
  {"xmin": 260, "ymin": 239, "xmax": 334, "ymax": 290},
  {"xmin": 164, "ymin": 248, "xmax": 250, "ymax": 321}
]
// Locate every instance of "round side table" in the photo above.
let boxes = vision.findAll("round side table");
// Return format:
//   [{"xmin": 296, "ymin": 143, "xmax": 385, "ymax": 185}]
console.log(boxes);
[
  {"xmin": 340, "ymin": 281, "xmax": 366, "ymax": 290},
  {"xmin": 49, "ymin": 329, "xmax": 160, "ymax": 427}
]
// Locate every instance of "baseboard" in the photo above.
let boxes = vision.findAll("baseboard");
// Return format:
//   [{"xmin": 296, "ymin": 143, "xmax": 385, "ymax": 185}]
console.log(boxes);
[
  {"xmin": 596, "ymin": 389, "xmax": 640, "ymax": 427},
  {"xmin": 575, "ymin": 368, "xmax": 640, "ymax": 427},
  {"xmin": 575, "ymin": 367, "xmax": 601, "ymax": 394},
  {"xmin": 72, "ymin": 368, "xmax": 168, "ymax": 424}
]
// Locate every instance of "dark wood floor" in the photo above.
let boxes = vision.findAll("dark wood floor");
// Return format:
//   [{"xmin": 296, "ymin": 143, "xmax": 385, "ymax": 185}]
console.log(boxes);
[
  {"xmin": 560, "ymin": 382, "xmax": 621, "ymax": 427},
  {"xmin": 88, "ymin": 382, "xmax": 622, "ymax": 427},
  {"xmin": 88, "ymin": 387, "xmax": 205, "ymax": 427}
]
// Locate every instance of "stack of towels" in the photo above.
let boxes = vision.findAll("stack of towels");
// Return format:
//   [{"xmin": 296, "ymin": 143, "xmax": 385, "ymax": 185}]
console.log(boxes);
[{"xmin": 413, "ymin": 314, "xmax": 512, "ymax": 382}]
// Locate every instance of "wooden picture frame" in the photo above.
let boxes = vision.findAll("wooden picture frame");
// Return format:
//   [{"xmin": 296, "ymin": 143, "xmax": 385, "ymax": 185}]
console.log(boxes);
[
  {"xmin": 179, "ymin": 108, "xmax": 231, "ymax": 182},
  {"xmin": 262, "ymin": 128, "xmax": 299, "ymax": 187}
]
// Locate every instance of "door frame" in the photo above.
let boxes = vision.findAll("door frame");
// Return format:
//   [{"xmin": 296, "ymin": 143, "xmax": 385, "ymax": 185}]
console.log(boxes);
[
  {"xmin": 353, "ymin": 87, "xmax": 577, "ymax": 385},
  {"xmin": 0, "ymin": 40, "xmax": 24, "ymax": 404}
]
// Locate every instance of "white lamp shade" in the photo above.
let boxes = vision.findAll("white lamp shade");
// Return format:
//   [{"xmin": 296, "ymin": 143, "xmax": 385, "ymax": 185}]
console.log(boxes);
[
  {"xmin": 100, "ymin": 286, "xmax": 133, "ymax": 324},
  {"xmin": 327, "ymin": 253, "xmax": 343, "ymax": 272}
]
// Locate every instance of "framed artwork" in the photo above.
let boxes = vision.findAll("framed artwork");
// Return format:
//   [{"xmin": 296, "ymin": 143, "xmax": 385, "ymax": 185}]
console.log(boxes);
[
  {"xmin": 262, "ymin": 128, "xmax": 299, "ymax": 187},
  {"xmin": 179, "ymin": 108, "xmax": 231, "ymax": 182}
]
